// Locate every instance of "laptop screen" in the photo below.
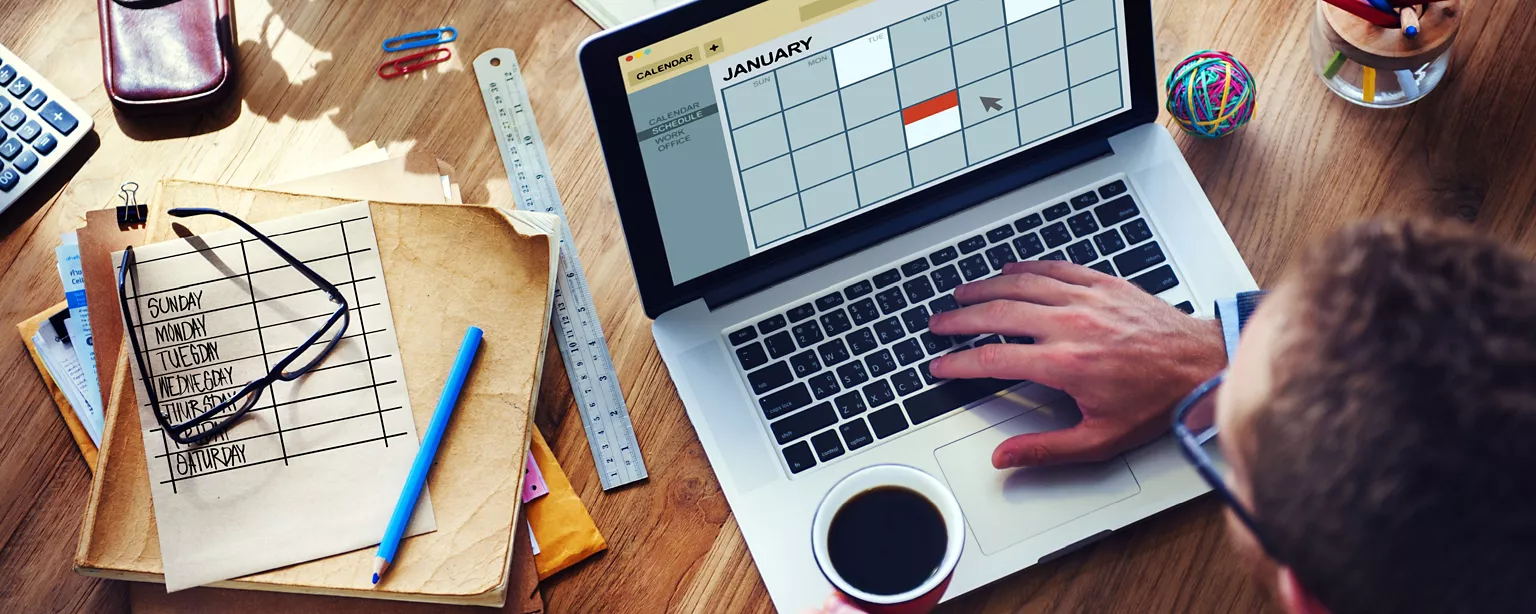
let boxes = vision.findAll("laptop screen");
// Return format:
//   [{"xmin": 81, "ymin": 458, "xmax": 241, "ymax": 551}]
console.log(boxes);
[{"xmin": 618, "ymin": 0, "xmax": 1130, "ymax": 284}]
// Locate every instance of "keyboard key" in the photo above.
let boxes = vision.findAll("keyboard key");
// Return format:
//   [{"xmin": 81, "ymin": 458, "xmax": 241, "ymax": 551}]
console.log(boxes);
[
  {"xmin": 958, "ymin": 235, "xmax": 987, "ymax": 254},
  {"xmin": 952, "ymin": 254, "xmax": 989, "ymax": 280},
  {"xmin": 758, "ymin": 314, "xmax": 787, "ymax": 334},
  {"xmin": 788, "ymin": 303, "xmax": 816, "ymax": 322},
  {"xmin": 790, "ymin": 350, "xmax": 822, "ymax": 377},
  {"xmin": 927, "ymin": 295, "xmax": 960, "ymax": 314},
  {"xmin": 875, "ymin": 287, "xmax": 907, "ymax": 314},
  {"xmin": 834, "ymin": 391, "xmax": 868, "ymax": 418},
  {"xmin": 840, "ymin": 419, "xmax": 874, "ymax": 450},
  {"xmin": 736, "ymin": 342, "xmax": 768, "ymax": 371},
  {"xmin": 863, "ymin": 379, "xmax": 896, "ymax": 407},
  {"xmin": 1094, "ymin": 229, "xmax": 1126, "ymax": 255},
  {"xmin": 0, "ymin": 65, "xmax": 13, "ymax": 86},
  {"xmin": 905, "ymin": 378, "xmax": 1017, "ymax": 424},
  {"xmin": 893, "ymin": 339, "xmax": 925, "ymax": 366},
  {"xmin": 1089, "ymin": 261, "xmax": 1116, "ymax": 276},
  {"xmin": 1042, "ymin": 251, "xmax": 1066, "ymax": 261},
  {"xmin": 809, "ymin": 372, "xmax": 840, "ymax": 399},
  {"xmin": 1066, "ymin": 240, "xmax": 1097, "ymax": 265},
  {"xmin": 782, "ymin": 441, "xmax": 816, "ymax": 474},
  {"xmin": 1113, "ymin": 242, "xmax": 1167, "ymax": 276},
  {"xmin": 849, "ymin": 298, "xmax": 880, "ymax": 325},
  {"xmin": 820, "ymin": 309, "xmax": 852, "ymax": 336},
  {"xmin": 0, "ymin": 138, "xmax": 21, "ymax": 159},
  {"xmin": 0, "ymin": 168, "xmax": 16, "ymax": 192},
  {"xmin": 1044, "ymin": 202, "xmax": 1071, "ymax": 220},
  {"xmin": 844, "ymin": 280, "xmax": 874, "ymax": 299},
  {"xmin": 1131, "ymin": 264, "xmax": 1180, "ymax": 295},
  {"xmin": 985, "ymin": 243, "xmax": 1017, "ymax": 270},
  {"xmin": 1, "ymin": 108, "xmax": 23, "ymax": 129},
  {"xmin": 847, "ymin": 328, "xmax": 879, "ymax": 354},
  {"xmin": 865, "ymin": 349, "xmax": 898, "ymax": 378},
  {"xmin": 1094, "ymin": 196, "xmax": 1140, "ymax": 227},
  {"xmin": 1099, "ymin": 179, "xmax": 1128, "ymax": 199},
  {"xmin": 1067, "ymin": 211, "xmax": 1099, "ymax": 237},
  {"xmin": 14, "ymin": 120, "xmax": 38, "ymax": 143},
  {"xmin": 771, "ymin": 402, "xmax": 837, "ymax": 444},
  {"xmin": 901, "ymin": 258, "xmax": 929, "ymax": 277},
  {"xmin": 975, "ymin": 334, "xmax": 1003, "ymax": 346},
  {"xmin": 729, "ymin": 326, "xmax": 757, "ymax": 345},
  {"xmin": 1015, "ymin": 213, "xmax": 1043, "ymax": 232},
  {"xmin": 0, "ymin": 97, "xmax": 9, "ymax": 115},
  {"xmin": 986, "ymin": 224, "xmax": 1015, "ymax": 243},
  {"xmin": 1122, "ymin": 219, "xmax": 1153, "ymax": 244},
  {"xmin": 891, "ymin": 369, "xmax": 924, "ymax": 395},
  {"xmin": 7, "ymin": 76, "xmax": 30, "ymax": 98},
  {"xmin": 931, "ymin": 265, "xmax": 962, "ymax": 292},
  {"xmin": 1041, "ymin": 222, "xmax": 1071, "ymax": 248},
  {"xmin": 1004, "ymin": 336, "xmax": 1035, "ymax": 344},
  {"xmin": 918, "ymin": 360, "xmax": 941, "ymax": 385},
  {"xmin": 1175, "ymin": 301, "xmax": 1195, "ymax": 315},
  {"xmin": 900, "ymin": 305, "xmax": 930, "ymax": 334},
  {"xmin": 873, "ymin": 318, "xmax": 904, "ymax": 345},
  {"xmin": 765, "ymin": 331, "xmax": 796, "ymax": 358},
  {"xmin": 793, "ymin": 320, "xmax": 824, "ymax": 346},
  {"xmin": 836, "ymin": 361, "xmax": 869, "ymax": 389},
  {"xmin": 816, "ymin": 292, "xmax": 844, "ymax": 311},
  {"xmin": 1071, "ymin": 191, "xmax": 1099, "ymax": 210},
  {"xmin": 874, "ymin": 268, "xmax": 902, "ymax": 288},
  {"xmin": 920, "ymin": 332, "xmax": 952, "ymax": 355},
  {"xmin": 903, "ymin": 276, "xmax": 935, "ymax": 303},
  {"xmin": 39, "ymin": 101, "xmax": 77, "ymax": 136},
  {"xmin": 929, "ymin": 246, "xmax": 958, "ymax": 265},
  {"xmin": 868, "ymin": 404, "xmax": 909, "ymax": 438},
  {"xmin": 748, "ymin": 361, "xmax": 794, "ymax": 394},
  {"xmin": 760, "ymin": 383, "xmax": 812, "ymax": 419},
  {"xmin": 811, "ymin": 429, "xmax": 845, "ymax": 462},
  {"xmin": 817, "ymin": 338, "xmax": 851, "ymax": 366},
  {"xmin": 21, "ymin": 88, "xmax": 45, "ymax": 110},
  {"xmin": 1012, "ymin": 233, "xmax": 1045, "ymax": 259},
  {"xmin": 12, "ymin": 149, "xmax": 35, "ymax": 173}
]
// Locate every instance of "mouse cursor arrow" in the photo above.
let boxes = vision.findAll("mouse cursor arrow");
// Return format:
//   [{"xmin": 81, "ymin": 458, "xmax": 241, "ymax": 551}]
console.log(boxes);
[{"xmin": 980, "ymin": 96, "xmax": 1002, "ymax": 111}]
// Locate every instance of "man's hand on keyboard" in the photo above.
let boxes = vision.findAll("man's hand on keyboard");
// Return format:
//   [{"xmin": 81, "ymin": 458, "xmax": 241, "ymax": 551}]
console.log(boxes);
[{"xmin": 926, "ymin": 261, "xmax": 1225, "ymax": 469}]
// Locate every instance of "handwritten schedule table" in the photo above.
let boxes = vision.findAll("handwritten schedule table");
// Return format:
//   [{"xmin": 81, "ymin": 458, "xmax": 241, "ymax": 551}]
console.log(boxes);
[{"xmin": 115, "ymin": 202, "xmax": 432, "ymax": 591}]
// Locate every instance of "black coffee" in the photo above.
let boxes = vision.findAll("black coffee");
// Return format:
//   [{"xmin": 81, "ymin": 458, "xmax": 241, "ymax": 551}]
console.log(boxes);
[{"xmin": 827, "ymin": 486, "xmax": 947, "ymax": 596}]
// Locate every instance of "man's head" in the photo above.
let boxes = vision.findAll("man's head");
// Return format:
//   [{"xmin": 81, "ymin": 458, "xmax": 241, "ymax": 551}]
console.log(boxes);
[{"xmin": 1214, "ymin": 219, "xmax": 1536, "ymax": 614}]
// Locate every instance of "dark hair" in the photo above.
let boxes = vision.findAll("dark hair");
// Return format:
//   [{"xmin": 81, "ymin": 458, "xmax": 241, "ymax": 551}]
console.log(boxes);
[{"xmin": 1249, "ymin": 218, "xmax": 1536, "ymax": 614}]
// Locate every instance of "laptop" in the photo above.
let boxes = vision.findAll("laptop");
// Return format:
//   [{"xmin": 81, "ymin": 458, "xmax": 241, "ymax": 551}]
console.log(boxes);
[{"xmin": 578, "ymin": 0, "xmax": 1257, "ymax": 609}]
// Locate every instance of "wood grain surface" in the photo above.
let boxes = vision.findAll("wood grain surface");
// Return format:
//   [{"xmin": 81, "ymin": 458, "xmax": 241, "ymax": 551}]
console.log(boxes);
[{"xmin": 1, "ymin": 0, "xmax": 1533, "ymax": 612}]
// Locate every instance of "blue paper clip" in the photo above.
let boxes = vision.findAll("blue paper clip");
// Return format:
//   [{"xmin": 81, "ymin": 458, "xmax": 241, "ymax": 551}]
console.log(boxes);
[{"xmin": 382, "ymin": 26, "xmax": 457, "ymax": 53}]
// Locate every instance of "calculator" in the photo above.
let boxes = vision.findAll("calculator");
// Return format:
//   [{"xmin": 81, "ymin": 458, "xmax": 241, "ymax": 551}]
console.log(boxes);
[{"xmin": 0, "ymin": 43, "xmax": 93, "ymax": 217}]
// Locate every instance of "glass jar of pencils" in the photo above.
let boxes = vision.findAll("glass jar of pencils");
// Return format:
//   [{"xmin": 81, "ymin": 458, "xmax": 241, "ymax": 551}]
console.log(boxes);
[{"xmin": 1311, "ymin": 0, "xmax": 1464, "ymax": 108}]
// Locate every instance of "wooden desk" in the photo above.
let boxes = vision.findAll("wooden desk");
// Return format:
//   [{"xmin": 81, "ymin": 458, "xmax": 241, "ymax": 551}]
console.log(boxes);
[{"xmin": 1, "ymin": 0, "xmax": 1532, "ymax": 611}]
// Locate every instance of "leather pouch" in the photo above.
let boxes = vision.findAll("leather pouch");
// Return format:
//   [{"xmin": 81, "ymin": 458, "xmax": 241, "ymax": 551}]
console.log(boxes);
[{"xmin": 98, "ymin": 0, "xmax": 237, "ymax": 113}]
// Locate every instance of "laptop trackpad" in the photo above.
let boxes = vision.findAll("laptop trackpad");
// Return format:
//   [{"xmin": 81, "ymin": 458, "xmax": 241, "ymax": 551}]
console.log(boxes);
[{"xmin": 934, "ymin": 400, "xmax": 1141, "ymax": 556}]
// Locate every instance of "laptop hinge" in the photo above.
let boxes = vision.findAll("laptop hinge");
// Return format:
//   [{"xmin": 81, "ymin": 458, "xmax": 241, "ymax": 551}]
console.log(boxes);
[
  {"xmin": 1039, "ymin": 529, "xmax": 1114, "ymax": 565},
  {"xmin": 701, "ymin": 136, "xmax": 1115, "ymax": 312}
]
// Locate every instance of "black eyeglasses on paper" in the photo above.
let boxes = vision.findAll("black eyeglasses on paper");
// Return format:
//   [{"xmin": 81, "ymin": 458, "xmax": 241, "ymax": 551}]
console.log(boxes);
[{"xmin": 118, "ymin": 208, "xmax": 350, "ymax": 446}]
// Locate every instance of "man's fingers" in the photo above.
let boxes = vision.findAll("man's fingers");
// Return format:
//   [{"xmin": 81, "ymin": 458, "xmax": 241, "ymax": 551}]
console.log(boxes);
[
  {"xmin": 1000, "ymin": 260, "xmax": 1112, "ymax": 287},
  {"xmin": 991, "ymin": 425, "xmax": 1116, "ymax": 469},
  {"xmin": 952, "ymin": 272, "xmax": 1085, "ymax": 307},
  {"xmin": 928, "ymin": 300, "xmax": 1055, "ymax": 337},
  {"xmin": 929, "ymin": 343, "xmax": 1059, "ymax": 383}
]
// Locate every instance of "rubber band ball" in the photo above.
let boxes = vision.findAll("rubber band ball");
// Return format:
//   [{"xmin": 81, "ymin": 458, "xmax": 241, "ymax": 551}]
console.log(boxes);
[{"xmin": 1166, "ymin": 50, "xmax": 1257, "ymax": 139}]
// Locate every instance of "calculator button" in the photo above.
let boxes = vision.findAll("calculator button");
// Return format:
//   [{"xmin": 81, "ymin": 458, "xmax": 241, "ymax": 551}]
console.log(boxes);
[
  {"xmin": 1, "ymin": 108, "xmax": 24, "ymax": 129},
  {"xmin": 16, "ymin": 120, "xmax": 39, "ymax": 142},
  {"xmin": 0, "ymin": 138, "xmax": 21, "ymax": 159},
  {"xmin": 40, "ymin": 101, "xmax": 78, "ymax": 135},
  {"xmin": 6, "ymin": 76, "xmax": 29, "ymax": 98},
  {"xmin": 21, "ymin": 88, "xmax": 45, "ymax": 110},
  {"xmin": 13, "ymin": 150, "xmax": 36, "ymax": 173},
  {"xmin": 0, "ymin": 96, "xmax": 10, "ymax": 116},
  {"xmin": 0, "ymin": 65, "xmax": 14, "ymax": 86},
  {"xmin": 0, "ymin": 168, "xmax": 16, "ymax": 191}
]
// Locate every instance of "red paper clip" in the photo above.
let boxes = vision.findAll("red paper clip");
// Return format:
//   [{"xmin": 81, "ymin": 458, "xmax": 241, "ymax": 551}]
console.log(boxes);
[{"xmin": 378, "ymin": 47, "xmax": 451, "ymax": 79}]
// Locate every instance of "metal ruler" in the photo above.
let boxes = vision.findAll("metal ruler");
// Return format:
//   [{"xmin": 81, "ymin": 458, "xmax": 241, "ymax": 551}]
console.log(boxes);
[{"xmin": 474, "ymin": 49, "xmax": 647, "ymax": 490}]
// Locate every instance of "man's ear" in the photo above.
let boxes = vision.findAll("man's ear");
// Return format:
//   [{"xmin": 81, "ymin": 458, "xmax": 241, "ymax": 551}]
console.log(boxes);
[{"xmin": 1275, "ymin": 566, "xmax": 1330, "ymax": 614}]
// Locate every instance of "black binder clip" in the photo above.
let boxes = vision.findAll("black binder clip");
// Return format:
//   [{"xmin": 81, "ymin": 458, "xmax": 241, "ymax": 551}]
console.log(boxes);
[{"xmin": 116, "ymin": 182, "xmax": 148, "ymax": 228}]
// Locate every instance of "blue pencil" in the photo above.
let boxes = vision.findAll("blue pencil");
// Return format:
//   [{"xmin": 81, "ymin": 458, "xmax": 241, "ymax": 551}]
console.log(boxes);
[{"xmin": 372, "ymin": 326, "xmax": 483, "ymax": 585}]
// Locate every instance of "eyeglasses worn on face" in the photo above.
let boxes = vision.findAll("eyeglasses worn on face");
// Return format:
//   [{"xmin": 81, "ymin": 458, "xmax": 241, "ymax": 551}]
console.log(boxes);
[
  {"xmin": 1171, "ymin": 371, "xmax": 1285, "ymax": 560},
  {"xmin": 118, "ymin": 207, "xmax": 350, "ymax": 446}
]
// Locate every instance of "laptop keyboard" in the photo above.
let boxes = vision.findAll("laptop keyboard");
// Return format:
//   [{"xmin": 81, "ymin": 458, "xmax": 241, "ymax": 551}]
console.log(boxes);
[{"xmin": 723, "ymin": 177, "xmax": 1194, "ymax": 477}]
